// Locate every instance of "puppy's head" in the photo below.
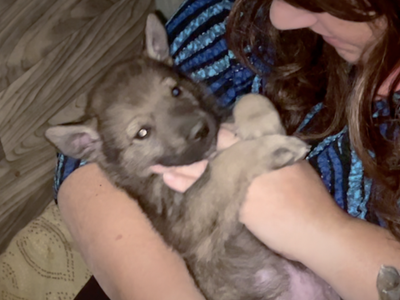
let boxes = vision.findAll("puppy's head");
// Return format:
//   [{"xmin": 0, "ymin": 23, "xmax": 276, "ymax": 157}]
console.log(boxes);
[{"xmin": 45, "ymin": 14, "xmax": 219, "ymax": 177}]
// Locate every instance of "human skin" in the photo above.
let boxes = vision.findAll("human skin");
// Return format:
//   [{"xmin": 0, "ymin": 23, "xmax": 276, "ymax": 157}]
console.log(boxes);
[
  {"xmin": 58, "ymin": 163, "xmax": 206, "ymax": 300},
  {"xmin": 269, "ymin": 0, "xmax": 386, "ymax": 63}
]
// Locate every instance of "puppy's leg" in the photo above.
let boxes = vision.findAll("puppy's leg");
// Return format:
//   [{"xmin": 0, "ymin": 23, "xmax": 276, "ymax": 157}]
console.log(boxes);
[
  {"xmin": 179, "ymin": 134, "xmax": 309, "ymax": 259},
  {"xmin": 233, "ymin": 94, "xmax": 286, "ymax": 140},
  {"xmin": 377, "ymin": 266, "xmax": 400, "ymax": 300}
]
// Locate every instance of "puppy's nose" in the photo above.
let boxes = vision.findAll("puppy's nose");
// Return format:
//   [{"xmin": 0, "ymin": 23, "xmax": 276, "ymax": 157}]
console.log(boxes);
[{"xmin": 189, "ymin": 120, "xmax": 210, "ymax": 142}]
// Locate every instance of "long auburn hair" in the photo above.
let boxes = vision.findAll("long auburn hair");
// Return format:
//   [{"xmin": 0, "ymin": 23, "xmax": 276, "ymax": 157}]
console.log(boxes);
[{"xmin": 226, "ymin": 0, "xmax": 400, "ymax": 238}]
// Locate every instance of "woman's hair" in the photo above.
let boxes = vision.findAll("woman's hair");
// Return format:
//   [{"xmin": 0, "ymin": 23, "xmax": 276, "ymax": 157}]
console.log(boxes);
[{"xmin": 226, "ymin": 0, "xmax": 400, "ymax": 238}]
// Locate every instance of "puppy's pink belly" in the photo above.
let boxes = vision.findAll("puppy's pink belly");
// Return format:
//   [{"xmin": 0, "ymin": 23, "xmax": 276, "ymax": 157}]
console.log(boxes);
[
  {"xmin": 284, "ymin": 263, "xmax": 340, "ymax": 300},
  {"xmin": 255, "ymin": 263, "xmax": 341, "ymax": 300}
]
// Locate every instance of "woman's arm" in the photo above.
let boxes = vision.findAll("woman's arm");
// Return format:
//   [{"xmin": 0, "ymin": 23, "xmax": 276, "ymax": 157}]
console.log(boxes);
[
  {"xmin": 58, "ymin": 163, "xmax": 205, "ymax": 300},
  {"xmin": 159, "ymin": 133, "xmax": 400, "ymax": 300},
  {"xmin": 241, "ymin": 161, "xmax": 400, "ymax": 300}
]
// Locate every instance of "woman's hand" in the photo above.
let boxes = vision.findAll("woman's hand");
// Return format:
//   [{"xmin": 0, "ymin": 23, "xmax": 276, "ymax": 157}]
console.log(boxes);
[
  {"xmin": 241, "ymin": 160, "xmax": 400, "ymax": 300},
  {"xmin": 150, "ymin": 124, "xmax": 240, "ymax": 192},
  {"xmin": 240, "ymin": 160, "xmax": 348, "ymax": 259}
]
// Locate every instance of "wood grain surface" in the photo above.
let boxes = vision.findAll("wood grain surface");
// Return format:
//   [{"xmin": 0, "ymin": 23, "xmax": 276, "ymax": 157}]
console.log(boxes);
[{"xmin": 0, "ymin": 0, "xmax": 155, "ymax": 252}]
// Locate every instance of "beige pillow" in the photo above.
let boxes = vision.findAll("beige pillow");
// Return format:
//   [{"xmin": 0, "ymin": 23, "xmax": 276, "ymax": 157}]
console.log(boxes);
[{"xmin": 0, "ymin": 202, "xmax": 91, "ymax": 300}]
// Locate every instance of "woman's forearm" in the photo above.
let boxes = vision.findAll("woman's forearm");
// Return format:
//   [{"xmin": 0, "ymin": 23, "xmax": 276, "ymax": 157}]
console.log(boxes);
[
  {"xmin": 241, "ymin": 161, "xmax": 400, "ymax": 300},
  {"xmin": 306, "ymin": 216, "xmax": 400, "ymax": 300},
  {"xmin": 58, "ymin": 163, "xmax": 204, "ymax": 300}
]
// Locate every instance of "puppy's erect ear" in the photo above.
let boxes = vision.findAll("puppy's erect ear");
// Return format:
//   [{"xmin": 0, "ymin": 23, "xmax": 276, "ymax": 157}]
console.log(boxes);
[
  {"xmin": 45, "ymin": 125, "xmax": 102, "ymax": 161},
  {"xmin": 145, "ymin": 14, "xmax": 171, "ymax": 63}
]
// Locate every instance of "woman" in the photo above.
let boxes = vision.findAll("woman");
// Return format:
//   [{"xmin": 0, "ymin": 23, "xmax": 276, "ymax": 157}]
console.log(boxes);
[{"xmin": 57, "ymin": 0, "xmax": 400, "ymax": 299}]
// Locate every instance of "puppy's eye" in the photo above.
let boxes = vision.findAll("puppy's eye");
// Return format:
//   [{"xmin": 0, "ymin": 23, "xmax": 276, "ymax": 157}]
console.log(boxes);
[
  {"xmin": 171, "ymin": 86, "xmax": 181, "ymax": 97},
  {"xmin": 134, "ymin": 127, "xmax": 151, "ymax": 140}
]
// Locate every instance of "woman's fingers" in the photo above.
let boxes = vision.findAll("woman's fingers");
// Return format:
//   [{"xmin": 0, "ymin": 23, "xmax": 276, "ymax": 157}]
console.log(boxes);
[
  {"xmin": 171, "ymin": 160, "xmax": 209, "ymax": 178},
  {"xmin": 217, "ymin": 126, "xmax": 240, "ymax": 150},
  {"xmin": 163, "ymin": 172, "xmax": 199, "ymax": 193},
  {"xmin": 162, "ymin": 160, "xmax": 208, "ymax": 192},
  {"xmin": 151, "ymin": 160, "xmax": 208, "ymax": 177},
  {"xmin": 150, "ymin": 164, "xmax": 172, "ymax": 174},
  {"xmin": 151, "ymin": 160, "xmax": 208, "ymax": 192}
]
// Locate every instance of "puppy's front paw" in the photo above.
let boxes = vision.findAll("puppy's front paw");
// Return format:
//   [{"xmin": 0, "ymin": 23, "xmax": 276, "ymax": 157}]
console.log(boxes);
[
  {"xmin": 266, "ymin": 135, "xmax": 309, "ymax": 170},
  {"xmin": 233, "ymin": 94, "xmax": 285, "ymax": 140}
]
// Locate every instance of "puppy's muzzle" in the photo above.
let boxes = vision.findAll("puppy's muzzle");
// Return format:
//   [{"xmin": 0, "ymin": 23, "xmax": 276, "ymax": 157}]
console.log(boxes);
[
  {"xmin": 157, "ymin": 113, "xmax": 218, "ymax": 166},
  {"xmin": 189, "ymin": 119, "xmax": 211, "ymax": 142}
]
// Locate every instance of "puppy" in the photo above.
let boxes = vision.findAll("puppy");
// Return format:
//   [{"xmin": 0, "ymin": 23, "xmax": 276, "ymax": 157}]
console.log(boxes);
[{"xmin": 46, "ymin": 14, "xmax": 342, "ymax": 300}]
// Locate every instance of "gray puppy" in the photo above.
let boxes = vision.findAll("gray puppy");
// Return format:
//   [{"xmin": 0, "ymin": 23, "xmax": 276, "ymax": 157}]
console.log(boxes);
[{"xmin": 46, "ymin": 14, "xmax": 344, "ymax": 300}]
